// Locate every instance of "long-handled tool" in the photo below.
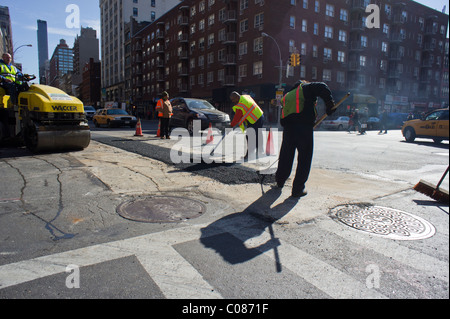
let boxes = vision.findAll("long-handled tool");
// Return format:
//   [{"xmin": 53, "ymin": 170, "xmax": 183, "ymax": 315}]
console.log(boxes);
[
  {"xmin": 314, "ymin": 92, "xmax": 351, "ymax": 129},
  {"xmin": 258, "ymin": 92, "xmax": 351, "ymax": 176},
  {"xmin": 209, "ymin": 131, "xmax": 230, "ymax": 156},
  {"xmin": 413, "ymin": 166, "xmax": 449, "ymax": 203}
]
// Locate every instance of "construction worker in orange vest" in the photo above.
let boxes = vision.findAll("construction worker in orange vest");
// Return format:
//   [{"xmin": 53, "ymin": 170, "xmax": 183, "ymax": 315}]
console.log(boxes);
[{"xmin": 155, "ymin": 91, "xmax": 173, "ymax": 139}]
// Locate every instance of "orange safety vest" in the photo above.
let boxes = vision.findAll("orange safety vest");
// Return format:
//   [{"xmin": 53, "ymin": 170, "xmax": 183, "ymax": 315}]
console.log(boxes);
[{"xmin": 156, "ymin": 99, "xmax": 164, "ymax": 117}]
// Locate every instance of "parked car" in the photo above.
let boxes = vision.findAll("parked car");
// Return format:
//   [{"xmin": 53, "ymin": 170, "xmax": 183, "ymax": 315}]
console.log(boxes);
[
  {"xmin": 84, "ymin": 106, "xmax": 96, "ymax": 120},
  {"xmin": 366, "ymin": 117, "xmax": 380, "ymax": 130},
  {"xmin": 321, "ymin": 116, "xmax": 350, "ymax": 130},
  {"xmin": 402, "ymin": 108, "xmax": 449, "ymax": 143},
  {"xmin": 170, "ymin": 98, "xmax": 231, "ymax": 135},
  {"xmin": 93, "ymin": 108, "xmax": 137, "ymax": 128}
]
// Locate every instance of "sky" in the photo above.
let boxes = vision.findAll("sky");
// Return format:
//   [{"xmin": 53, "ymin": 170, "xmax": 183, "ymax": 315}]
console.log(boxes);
[{"xmin": 2, "ymin": 0, "xmax": 449, "ymax": 78}]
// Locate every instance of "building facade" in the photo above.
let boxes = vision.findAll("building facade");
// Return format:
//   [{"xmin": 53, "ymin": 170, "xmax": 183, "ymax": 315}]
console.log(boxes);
[
  {"xmin": 99, "ymin": 0, "xmax": 182, "ymax": 107},
  {"xmin": 125, "ymin": 0, "xmax": 448, "ymax": 120},
  {"xmin": 0, "ymin": 6, "xmax": 13, "ymax": 57},
  {"xmin": 73, "ymin": 27, "xmax": 100, "ymax": 86},
  {"xmin": 37, "ymin": 19, "xmax": 49, "ymax": 84},
  {"xmin": 49, "ymin": 39, "xmax": 73, "ymax": 89}
]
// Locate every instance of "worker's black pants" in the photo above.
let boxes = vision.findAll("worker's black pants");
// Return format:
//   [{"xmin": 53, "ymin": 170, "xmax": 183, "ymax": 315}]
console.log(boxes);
[
  {"xmin": 160, "ymin": 118, "xmax": 170, "ymax": 138},
  {"xmin": 275, "ymin": 124, "xmax": 314, "ymax": 195},
  {"xmin": 0, "ymin": 82, "xmax": 19, "ymax": 105}
]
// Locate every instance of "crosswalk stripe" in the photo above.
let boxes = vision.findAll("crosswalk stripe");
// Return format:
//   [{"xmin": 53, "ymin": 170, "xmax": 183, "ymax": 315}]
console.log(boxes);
[
  {"xmin": 318, "ymin": 218, "xmax": 449, "ymax": 283},
  {"xmin": 0, "ymin": 225, "xmax": 222, "ymax": 299},
  {"xmin": 219, "ymin": 216, "xmax": 388, "ymax": 299}
]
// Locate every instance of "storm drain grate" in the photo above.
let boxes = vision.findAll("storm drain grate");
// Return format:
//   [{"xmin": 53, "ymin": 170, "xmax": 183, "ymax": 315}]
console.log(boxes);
[
  {"xmin": 117, "ymin": 196, "xmax": 206, "ymax": 223},
  {"xmin": 330, "ymin": 204, "xmax": 436, "ymax": 240}
]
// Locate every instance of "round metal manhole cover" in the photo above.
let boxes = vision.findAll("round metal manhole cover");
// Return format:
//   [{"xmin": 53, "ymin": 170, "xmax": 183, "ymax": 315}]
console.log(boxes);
[
  {"xmin": 330, "ymin": 204, "xmax": 436, "ymax": 241},
  {"xmin": 116, "ymin": 196, "xmax": 206, "ymax": 223}
]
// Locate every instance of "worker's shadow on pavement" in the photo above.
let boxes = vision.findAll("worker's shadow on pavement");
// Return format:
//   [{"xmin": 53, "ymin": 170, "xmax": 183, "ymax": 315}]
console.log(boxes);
[{"xmin": 200, "ymin": 186, "xmax": 297, "ymax": 269}]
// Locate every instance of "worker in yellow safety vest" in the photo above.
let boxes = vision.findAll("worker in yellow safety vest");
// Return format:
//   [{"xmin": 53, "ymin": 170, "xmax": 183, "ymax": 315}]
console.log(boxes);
[
  {"xmin": 0, "ymin": 53, "xmax": 25, "ymax": 104},
  {"xmin": 230, "ymin": 91, "xmax": 265, "ymax": 160},
  {"xmin": 275, "ymin": 80, "xmax": 336, "ymax": 198}
]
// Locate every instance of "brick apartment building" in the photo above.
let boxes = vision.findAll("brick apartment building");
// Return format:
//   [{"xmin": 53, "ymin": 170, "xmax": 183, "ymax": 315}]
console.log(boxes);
[{"xmin": 123, "ymin": 0, "xmax": 449, "ymax": 121}]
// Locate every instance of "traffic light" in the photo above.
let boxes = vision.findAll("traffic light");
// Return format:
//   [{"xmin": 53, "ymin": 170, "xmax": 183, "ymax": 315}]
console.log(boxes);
[{"xmin": 289, "ymin": 53, "xmax": 301, "ymax": 67}]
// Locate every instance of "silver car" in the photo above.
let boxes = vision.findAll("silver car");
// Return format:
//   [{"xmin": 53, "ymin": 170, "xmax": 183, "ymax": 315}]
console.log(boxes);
[
  {"xmin": 321, "ymin": 116, "xmax": 350, "ymax": 130},
  {"xmin": 84, "ymin": 106, "xmax": 96, "ymax": 120}
]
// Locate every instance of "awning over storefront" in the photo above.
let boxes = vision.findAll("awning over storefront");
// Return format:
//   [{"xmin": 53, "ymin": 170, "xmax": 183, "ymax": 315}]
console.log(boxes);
[{"xmin": 353, "ymin": 94, "xmax": 377, "ymax": 104}]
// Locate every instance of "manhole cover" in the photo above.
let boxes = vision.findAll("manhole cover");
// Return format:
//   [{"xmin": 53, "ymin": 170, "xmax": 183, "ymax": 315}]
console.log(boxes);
[
  {"xmin": 330, "ymin": 204, "xmax": 436, "ymax": 240},
  {"xmin": 117, "ymin": 196, "xmax": 206, "ymax": 223}
]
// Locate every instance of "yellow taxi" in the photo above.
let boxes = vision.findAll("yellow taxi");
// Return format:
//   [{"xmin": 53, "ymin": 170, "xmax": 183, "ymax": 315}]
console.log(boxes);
[
  {"xmin": 402, "ymin": 108, "xmax": 449, "ymax": 143},
  {"xmin": 93, "ymin": 108, "xmax": 137, "ymax": 128}
]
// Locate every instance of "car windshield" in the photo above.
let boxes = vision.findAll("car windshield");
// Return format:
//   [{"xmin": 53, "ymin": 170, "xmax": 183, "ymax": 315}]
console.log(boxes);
[
  {"xmin": 186, "ymin": 99, "xmax": 215, "ymax": 110},
  {"xmin": 85, "ymin": 106, "xmax": 95, "ymax": 111},
  {"xmin": 107, "ymin": 109, "xmax": 129, "ymax": 115}
]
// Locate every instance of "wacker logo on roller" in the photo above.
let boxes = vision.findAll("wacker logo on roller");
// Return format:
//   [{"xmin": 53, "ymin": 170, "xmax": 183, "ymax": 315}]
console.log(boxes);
[{"xmin": 51, "ymin": 105, "xmax": 78, "ymax": 112}]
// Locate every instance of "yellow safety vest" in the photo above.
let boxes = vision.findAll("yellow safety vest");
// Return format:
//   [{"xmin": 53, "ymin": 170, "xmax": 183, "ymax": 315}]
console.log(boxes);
[
  {"xmin": 0, "ymin": 63, "xmax": 21, "ymax": 85},
  {"xmin": 232, "ymin": 95, "xmax": 264, "ymax": 132}
]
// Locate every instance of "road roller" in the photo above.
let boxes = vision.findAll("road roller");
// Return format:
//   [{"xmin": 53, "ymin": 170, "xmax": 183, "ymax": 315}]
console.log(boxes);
[{"xmin": 0, "ymin": 74, "xmax": 90, "ymax": 152}]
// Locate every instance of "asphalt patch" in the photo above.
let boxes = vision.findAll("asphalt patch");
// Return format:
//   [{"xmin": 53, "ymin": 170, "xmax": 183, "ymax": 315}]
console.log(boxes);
[{"xmin": 94, "ymin": 136, "xmax": 275, "ymax": 185}]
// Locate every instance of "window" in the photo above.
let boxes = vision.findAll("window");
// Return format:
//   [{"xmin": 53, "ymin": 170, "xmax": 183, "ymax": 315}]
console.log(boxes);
[
  {"xmin": 360, "ymin": 55, "xmax": 366, "ymax": 67},
  {"xmin": 208, "ymin": 33, "xmax": 215, "ymax": 46},
  {"xmin": 301, "ymin": 43, "xmax": 307, "ymax": 55},
  {"xmin": 325, "ymin": 4, "xmax": 334, "ymax": 17},
  {"xmin": 324, "ymin": 26, "xmax": 333, "ymax": 38},
  {"xmin": 133, "ymin": 7, "xmax": 138, "ymax": 17},
  {"xmin": 324, "ymin": 48, "xmax": 332, "ymax": 60},
  {"xmin": 239, "ymin": 64, "xmax": 247, "ymax": 78},
  {"xmin": 361, "ymin": 35, "xmax": 368, "ymax": 47},
  {"xmin": 323, "ymin": 69, "xmax": 332, "ymax": 81},
  {"xmin": 254, "ymin": 37, "xmax": 263, "ymax": 52},
  {"xmin": 340, "ymin": 9, "xmax": 348, "ymax": 22},
  {"xmin": 337, "ymin": 71, "xmax": 345, "ymax": 84},
  {"xmin": 313, "ymin": 23, "xmax": 319, "ymax": 35},
  {"xmin": 302, "ymin": 19, "xmax": 307, "ymax": 32},
  {"xmin": 240, "ymin": 19, "xmax": 248, "ymax": 33},
  {"xmin": 290, "ymin": 16, "xmax": 296, "ymax": 29},
  {"xmin": 207, "ymin": 52, "xmax": 214, "ymax": 64},
  {"xmin": 239, "ymin": 42, "xmax": 248, "ymax": 55},
  {"xmin": 339, "ymin": 30, "xmax": 347, "ymax": 42},
  {"xmin": 314, "ymin": 1, "xmax": 319, "ymax": 12},
  {"xmin": 253, "ymin": 61, "xmax": 263, "ymax": 75},
  {"xmin": 337, "ymin": 51, "xmax": 345, "ymax": 63},
  {"xmin": 255, "ymin": 13, "xmax": 264, "ymax": 28},
  {"xmin": 303, "ymin": 0, "xmax": 308, "ymax": 9},
  {"xmin": 240, "ymin": 0, "xmax": 248, "ymax": 10},
  {"xmin": 208, "ymin": 14, "xmax": 215, "ymax": 26}
]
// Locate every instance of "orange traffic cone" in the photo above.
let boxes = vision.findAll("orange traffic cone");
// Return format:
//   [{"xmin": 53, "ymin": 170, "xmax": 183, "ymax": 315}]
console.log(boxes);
[
  {"xmin": 266, "ymin": 127, "xmax": 275, "ymax": 156},
  {"xmin": 155, "ymin": 119, "xmax": 161, "ymax": 137},
  {"xmin": 134, "ymin": 118, "xmax": 144, "ymax": 137},
  {"xmin": 206, "ymin": 123, "xmax": 214, "ymax": 144}
]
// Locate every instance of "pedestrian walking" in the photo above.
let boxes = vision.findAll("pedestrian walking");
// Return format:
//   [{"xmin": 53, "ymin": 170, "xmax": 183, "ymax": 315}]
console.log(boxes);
[
  {"xmin": 155, "ymin": 91, "xmax": 173, "ymax": 139},
  {"xmin": 275, "ymin": 81, "xmax": 336, "ymax": 198},
  {"xmin": 229, "ymin": 91, "xmax": 265, "ymax": 160},
  {"xmin": 379, "ymin": 109, "xmax": 388, "ymax": 134}
]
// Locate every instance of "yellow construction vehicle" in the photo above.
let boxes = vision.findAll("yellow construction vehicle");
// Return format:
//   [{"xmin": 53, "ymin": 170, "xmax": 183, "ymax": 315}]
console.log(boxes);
[{"xmin": 0, "ymin": 74, "xmax": 90, "ymax": 152}]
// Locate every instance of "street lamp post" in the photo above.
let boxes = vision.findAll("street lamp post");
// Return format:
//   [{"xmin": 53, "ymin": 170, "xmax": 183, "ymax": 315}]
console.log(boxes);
[
  {"xmin": 13, "ymin": 44, "xmax": 32, "ymax": 55},
  {"xmin": 261, "ymin": 32, "xmax": 283, "ymax": 126}
]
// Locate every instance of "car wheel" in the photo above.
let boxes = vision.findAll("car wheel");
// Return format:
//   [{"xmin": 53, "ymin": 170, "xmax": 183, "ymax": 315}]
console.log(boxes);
[
  {"xmin": 433, "ymin": 138, "xmax": 443, "ymax": 144},
  {"xmin": 94, "ymin": 120, "xmax": 100, "ymax": 128},
  {"xmin": 338, "ymin": 124, "xmax": 343, "ymax": 131},
  {"xmin": 107, "ymin": 120, "xmax": 112, "ymax": 128},
  {"xmin": 404, "ymin": 127, "xmax": 416, "ymax": 142}
]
